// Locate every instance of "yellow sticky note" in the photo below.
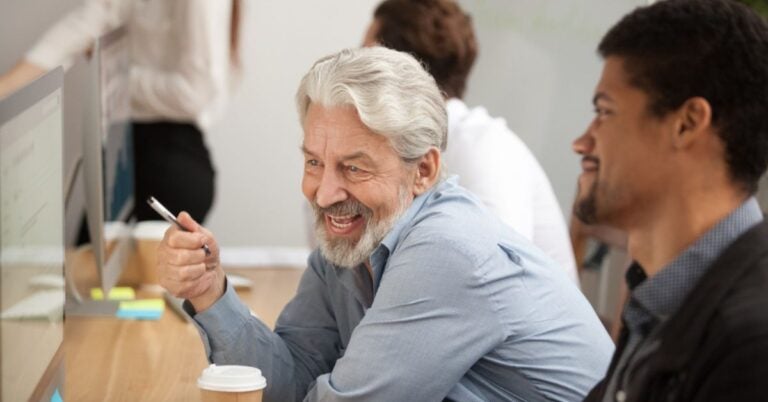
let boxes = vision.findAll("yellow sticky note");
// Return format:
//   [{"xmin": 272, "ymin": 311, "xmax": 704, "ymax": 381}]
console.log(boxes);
[
  {"xmin": 91, "ymin": 287, "xmax": 136, "ymax": 301},
  {"xmin": 119, "ymin": 299, "xmax": 165, "ymax": 312}
]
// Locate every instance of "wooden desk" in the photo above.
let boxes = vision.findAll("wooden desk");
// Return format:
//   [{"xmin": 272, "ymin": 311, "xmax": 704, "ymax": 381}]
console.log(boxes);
[{"xmin": 64, "ymin": 249, "xmax": 303, "ymax": 401}]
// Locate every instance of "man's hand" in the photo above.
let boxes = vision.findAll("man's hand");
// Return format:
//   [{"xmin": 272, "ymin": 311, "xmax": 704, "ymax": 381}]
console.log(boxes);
[{"xmin": 157, "ymin": 212, "xmax": 225, "ymax": 313}]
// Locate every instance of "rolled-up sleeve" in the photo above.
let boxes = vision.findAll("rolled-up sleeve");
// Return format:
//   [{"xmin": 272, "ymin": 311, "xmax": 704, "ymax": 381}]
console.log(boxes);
[{"xmin": 26, "ymin": 0, "xmax": 128, "ymax": 70}]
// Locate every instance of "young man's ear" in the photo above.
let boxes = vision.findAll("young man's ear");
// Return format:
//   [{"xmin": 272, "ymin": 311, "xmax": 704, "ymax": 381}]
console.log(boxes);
[
  {"xmin": 412, "ymin": 147, "xmax": 441, "ymax": 196},
  {"xmin": 672, "ymin": 97, "xmax": 712, "ymax": 149}
]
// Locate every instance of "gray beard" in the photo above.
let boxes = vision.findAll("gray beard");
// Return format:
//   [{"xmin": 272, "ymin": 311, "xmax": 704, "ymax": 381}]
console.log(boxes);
[{"xmin": 313, "ymin": 188, "xmax": 410, "ymax": 269}]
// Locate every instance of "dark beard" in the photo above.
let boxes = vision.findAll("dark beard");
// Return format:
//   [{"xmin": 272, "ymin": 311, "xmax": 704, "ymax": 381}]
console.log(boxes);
[{"xmin": 574, "ymin": 180, "xmax": 598, "ymax": 224}]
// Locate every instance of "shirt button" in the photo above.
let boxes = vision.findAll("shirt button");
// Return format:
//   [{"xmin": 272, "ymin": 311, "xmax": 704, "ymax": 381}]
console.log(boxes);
[{"xmin": 616, "ymin": 390, "xmax": 627, "ymax": 402}]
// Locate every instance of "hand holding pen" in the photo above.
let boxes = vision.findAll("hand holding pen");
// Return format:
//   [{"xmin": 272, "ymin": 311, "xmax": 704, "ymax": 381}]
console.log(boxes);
[
  {"xmin": 151, "ymin": 196, "xmax": 226, "ymax": 310},
  {"xmin": 147, "ymin": 196, "xmax": 212, "ymax": 259}
]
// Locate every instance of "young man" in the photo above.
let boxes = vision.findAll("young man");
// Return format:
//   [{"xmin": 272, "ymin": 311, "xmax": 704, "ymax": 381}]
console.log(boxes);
[
  {"xmin": 157, "ymin": 47, "xmax": 612, "ymax": 401},
  {"xmin": 573, "ymin": 1, "xmax": 768, "ymax": 400}
]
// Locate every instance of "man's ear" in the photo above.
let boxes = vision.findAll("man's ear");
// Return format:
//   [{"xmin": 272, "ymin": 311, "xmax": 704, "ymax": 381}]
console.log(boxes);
[
  {"xmin": 412, "ymin": 147, "xmax": 441, "ymax": 196},
  {"xmin": 672, "ymin": 97, "xmax": 712, "ymax": 149}
]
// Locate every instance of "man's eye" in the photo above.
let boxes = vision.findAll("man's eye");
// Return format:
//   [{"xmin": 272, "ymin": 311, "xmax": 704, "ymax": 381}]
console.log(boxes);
[
  {"xmin": 594, "ymin": 107, "xmax": 611, "ymax": 117},
  {"xmin": 307, "ymin": 159, "xmax": 319, "ymax": 167},
  {"xmin": 345, "ymin": 165, "xmax": 370, "ymax": 179}
]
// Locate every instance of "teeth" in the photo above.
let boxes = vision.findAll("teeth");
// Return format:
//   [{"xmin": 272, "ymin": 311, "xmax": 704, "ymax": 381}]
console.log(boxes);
[{"xmin": 329, "ymin": 215, "xmax": 357, "ymax": 229}]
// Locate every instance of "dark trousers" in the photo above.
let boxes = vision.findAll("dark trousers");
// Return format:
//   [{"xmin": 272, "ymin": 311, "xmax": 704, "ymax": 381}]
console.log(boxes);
[{"xmin": 132, "ymin": 122, "xmax": 216, "ymax": 223}]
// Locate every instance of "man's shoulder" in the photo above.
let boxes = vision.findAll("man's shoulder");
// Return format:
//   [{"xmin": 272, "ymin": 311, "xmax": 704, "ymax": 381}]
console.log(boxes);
[
  {"xmin": 388, "ymin": 184, "xmax": 499, "ymax": 264},
  {"xmin": 674, "ymin": 241, "xmax": 768, "ymax": 353},
  {"xmin": 712, "ymin": 253, "xmax": 768, "ymax": 338}
]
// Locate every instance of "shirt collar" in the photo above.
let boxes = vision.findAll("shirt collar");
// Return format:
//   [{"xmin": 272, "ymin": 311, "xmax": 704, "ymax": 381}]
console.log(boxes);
[
  {"xmin": 367, "ymin": 178, "xmax": 454, "ymax": 292},
  {"xmin": 630, "ymin": 197, "xmax": 763, "ymax": 323}
]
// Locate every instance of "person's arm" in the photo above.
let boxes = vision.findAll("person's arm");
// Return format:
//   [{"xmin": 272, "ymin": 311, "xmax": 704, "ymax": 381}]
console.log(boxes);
[
  {"xmin": 304, "ymin": 236, "xmax": 504, "ymax": 401},
  {"xmin": 0, "ymin": 0, "xmax": 128, "ymax": 98},
  {"xmin": 192, "ymin": 252, "xmax": 344, "ymax": 402},
  {"xmin": 25, "ymin": 0, "xmax": 128, "ymax": 70},
  {"xmin": 158, "ymin": 214, "xmax": 343, "ymax": 402},
  {"xmin": 129, "ymin": 0, "xmax": 231, "ymax": 120},
  {"xmin": 0, "ymin": 61, "xmax": 46, "ymax": 98}
]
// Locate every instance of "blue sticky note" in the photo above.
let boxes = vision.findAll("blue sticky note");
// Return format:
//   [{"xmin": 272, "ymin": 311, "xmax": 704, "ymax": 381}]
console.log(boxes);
[
  {"xmin": 116, "ymin": 309, "xmax": 163, "ymax": 320},
  {"xmin": 50, "ymin": 388, "xmax": 62, "ymax": 402}
]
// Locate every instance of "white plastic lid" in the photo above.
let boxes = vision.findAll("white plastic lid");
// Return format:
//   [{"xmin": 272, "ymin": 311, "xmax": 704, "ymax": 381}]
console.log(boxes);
[
  {"xmin": 132, "ymin": 220, "xmax": 171, "ymax": 240},
  {"xmin": 197, "ymin": 364, "xmax": 267, "ymax": 392}
]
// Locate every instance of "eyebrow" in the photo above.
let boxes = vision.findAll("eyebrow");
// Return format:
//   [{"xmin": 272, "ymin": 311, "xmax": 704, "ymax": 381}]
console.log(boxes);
[
  {"xmin": 300, "ymin": 145, "xmax": 315, "ymax": 156},
  {"xmin": 339, "ymin": 151, "xmax": 374, "ymax": 164},
  {"xmin": 300, "ymin": 146, "xmax": 375, "ymax": 165},
  {"xmin": 592, "ymin": 92, "xmax": 614, "ymax": 105}
]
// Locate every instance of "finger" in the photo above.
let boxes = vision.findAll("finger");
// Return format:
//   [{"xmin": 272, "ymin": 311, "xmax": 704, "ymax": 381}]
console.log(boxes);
[
  {"xmin": 177, "ymin": 211, "xmax": 218, "ymax": 254},
  {"xmin": 177, "ymin": 263, "xmax": 207, "ymax": 282},
  {"xmin": 164, "ymin": 248, "xmax": 208, "ymax": 267},
  {"xmin": 159, "ymin": 264, "xmax": 196, "ymax": 294},
  {"xmin": 175, "ymin": 270, "xmax": 216, "ymax": 300},
  {"xmin": 177, "ymin": 211, "xmax": 201, "ymax": 232},
  {"xmin": 167, "ymin": 229, "xmax": 209, "ymax": 251}
]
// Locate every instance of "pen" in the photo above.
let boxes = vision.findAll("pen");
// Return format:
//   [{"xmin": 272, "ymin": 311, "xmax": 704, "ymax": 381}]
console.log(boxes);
[{"xmin": 146, "ymin": 196, "xmax": 212, "ymax": 259}]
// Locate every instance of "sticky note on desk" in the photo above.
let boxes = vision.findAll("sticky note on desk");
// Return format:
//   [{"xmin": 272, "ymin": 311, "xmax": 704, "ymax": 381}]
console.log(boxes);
[
  {"xmin": 116, "ymin": 298, "xmax": 165, "ymax": 320},
  {"xmin": 91, "ymin": 287, "xmax": 135, "ymax": 300}
]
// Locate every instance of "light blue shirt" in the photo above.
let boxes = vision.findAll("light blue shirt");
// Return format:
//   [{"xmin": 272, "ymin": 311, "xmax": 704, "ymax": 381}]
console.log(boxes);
[{"xmin": 186, "ymin": 178, "xmax": 613, "ymax": 402}]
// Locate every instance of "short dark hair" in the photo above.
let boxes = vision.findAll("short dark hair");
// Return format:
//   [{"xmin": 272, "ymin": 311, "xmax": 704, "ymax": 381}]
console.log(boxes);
[
  {"xmin": 599, "ymin": 0, "xmax": 768, "ymax": 193},
  {"xmin": 373, "ymin": 0, "xmax": 477, "ymax": 99}
]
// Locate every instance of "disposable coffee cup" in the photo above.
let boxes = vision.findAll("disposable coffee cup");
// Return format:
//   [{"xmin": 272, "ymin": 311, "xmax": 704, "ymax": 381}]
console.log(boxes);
[
  {"xmin": 198, "ymin": 364, "xmax": 267, "ymax": 402},
  {"xmin": 132, "ymin": 220, "xmax": 171, "ymax": 285}
]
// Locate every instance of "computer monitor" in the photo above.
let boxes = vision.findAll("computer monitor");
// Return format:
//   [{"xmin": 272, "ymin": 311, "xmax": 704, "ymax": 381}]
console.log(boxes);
[
  {"xmin": 82, "ymin": 26, "xmax": 135, "ymax": 298},
  {"xmin": 0, "ymin": 68, "xmax": 65, "ymax": 402}
]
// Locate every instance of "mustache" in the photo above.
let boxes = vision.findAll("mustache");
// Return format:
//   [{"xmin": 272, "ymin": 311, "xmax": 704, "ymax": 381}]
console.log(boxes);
[{"xmin": 313, "ymin": 199, "xmax": 371, "ymax": 217}]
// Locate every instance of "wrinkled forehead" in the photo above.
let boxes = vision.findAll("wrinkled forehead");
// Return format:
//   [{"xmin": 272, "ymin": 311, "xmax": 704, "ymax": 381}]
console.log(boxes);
[{"xmin": 302, "ymin": 104, "xmax": 396, "ymax": 160}]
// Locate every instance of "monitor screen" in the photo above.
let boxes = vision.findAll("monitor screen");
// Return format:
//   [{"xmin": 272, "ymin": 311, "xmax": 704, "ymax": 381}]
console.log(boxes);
[
  {"xmin": 81, "ymin": 26, "xmax": 135, "ymax": 296},
  {"xmin": 0, "ymin": 68, "xmax": 65, "ymax": 402},
  {"xmin": 100, "ymin": 26, "xmax": 134, "ymax": 224}
]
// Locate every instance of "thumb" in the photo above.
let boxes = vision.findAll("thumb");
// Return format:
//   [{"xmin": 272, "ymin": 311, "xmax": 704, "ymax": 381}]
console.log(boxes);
[{"xmin": 177, "ymin": 211, "xmax": 201, "ymax": 232}]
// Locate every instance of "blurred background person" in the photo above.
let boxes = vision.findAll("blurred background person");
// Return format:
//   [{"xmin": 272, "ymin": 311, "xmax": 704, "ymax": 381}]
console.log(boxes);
[
  {"xmin": 0, "ymin": 0, "xmax": 242, "ymax": 224},
  {"xmin": 363, "ymin": 0, "xmax": 578, "ymax": 284}
]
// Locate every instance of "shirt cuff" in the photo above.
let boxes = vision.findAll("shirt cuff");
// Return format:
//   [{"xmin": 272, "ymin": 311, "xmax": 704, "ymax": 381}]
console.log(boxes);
[{"xmin": 184, "ymin": 280, "xmax": 253, "ymax": 362}]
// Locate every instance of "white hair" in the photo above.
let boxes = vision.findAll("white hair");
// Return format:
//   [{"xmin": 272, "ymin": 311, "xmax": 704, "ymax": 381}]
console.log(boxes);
[{"xmin": 296, "ymin": 47, "xmax": 447, "ymax": 164}]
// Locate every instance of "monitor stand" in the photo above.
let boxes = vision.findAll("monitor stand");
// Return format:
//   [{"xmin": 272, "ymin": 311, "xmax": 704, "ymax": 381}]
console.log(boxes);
[{"xmin": 64, "ymin": 298, "xmax": 119, "ymax": 316}]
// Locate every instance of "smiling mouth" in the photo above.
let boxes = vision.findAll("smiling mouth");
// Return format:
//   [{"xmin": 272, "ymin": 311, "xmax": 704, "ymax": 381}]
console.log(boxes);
[
  {"xmin": 325, "ymin": 214, "xmax": 364, "ymax": 235},
  {"xmin": 581, "ymin": 156, "xmax": 600, "ymax": 172}
]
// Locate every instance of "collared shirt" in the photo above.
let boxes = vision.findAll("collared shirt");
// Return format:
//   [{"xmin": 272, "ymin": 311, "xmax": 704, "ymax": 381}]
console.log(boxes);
[
  {"xmin": 188, "ymin": 178, "xmax": 614, "ymax": 402},
  {"xmin": 443, "ymin": 98, "xmax": 578, "ymax": 284},
  {"xmin": 603, "ymin": 197, "xmax": 764, "ymax": 402}
]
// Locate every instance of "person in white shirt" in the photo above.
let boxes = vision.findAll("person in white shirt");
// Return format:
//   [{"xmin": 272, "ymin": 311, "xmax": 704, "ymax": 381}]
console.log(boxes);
[
  {"xmin": 362, "ymin": 0, "xmax": 578, "ymax": 283},
  {"xmin": 0, "ymin": 0, "xmax": 240, "ymax": 223}
]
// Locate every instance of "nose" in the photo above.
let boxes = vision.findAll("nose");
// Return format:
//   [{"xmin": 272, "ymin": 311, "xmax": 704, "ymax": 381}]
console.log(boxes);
[
  {"xmin": 315, "ymin": 168, "xmax": 348, "ymax": 208},
  {"xmin": 572, "ymin": 121, "xmax": 596, "ymax": 156}
]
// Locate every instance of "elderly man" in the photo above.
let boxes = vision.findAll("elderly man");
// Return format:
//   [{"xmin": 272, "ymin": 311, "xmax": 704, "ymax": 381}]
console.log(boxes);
[
  {"xmin": 158, "ymin": 47, "xmax": 612, "ymax": 402},
  {"xmin": 573, "ymin": 1, "xmax": 768, "ymax": 401}
]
